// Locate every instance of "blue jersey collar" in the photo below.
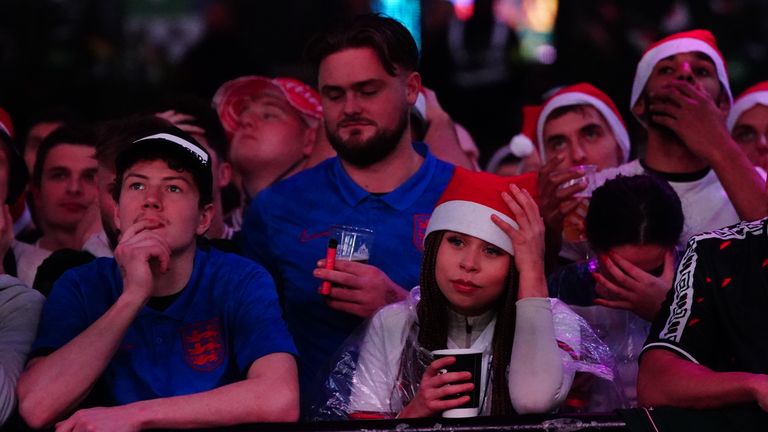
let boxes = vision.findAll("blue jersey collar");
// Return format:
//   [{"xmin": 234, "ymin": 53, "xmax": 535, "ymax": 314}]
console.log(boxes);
[
  {"xmin": 137, "ymin": 248, "xmax": 206, "ymax": 320},
  {"xmin": 331, "ymin": 142, "xmax": 438, "ymax": 211}
]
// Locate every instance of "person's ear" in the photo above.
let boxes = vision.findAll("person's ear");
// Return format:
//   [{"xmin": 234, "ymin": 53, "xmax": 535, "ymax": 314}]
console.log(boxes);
[
  {"xmin": 217, "ymin": 161, "xmax": 232, "ymax": 188},
  {"xmin": 113, "ymin": 203, "xmax": 122, "ymax": 233},
  {"xmin": 196, "ymin": 204, "xmax": 214, "ymax": 235},
  {"xmin": 404, "ymin": 71, "xmax": 422, "ymax": 106},
  {"xmin": 632, "ymin": 94, "xmax": 647, "ymax": 119}
]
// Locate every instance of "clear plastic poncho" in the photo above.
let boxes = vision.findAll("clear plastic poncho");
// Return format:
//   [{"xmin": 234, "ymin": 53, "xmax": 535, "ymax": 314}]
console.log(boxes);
[{"xmin": 309, "ymin": 288, "xmax": 616, "ymax": 420}]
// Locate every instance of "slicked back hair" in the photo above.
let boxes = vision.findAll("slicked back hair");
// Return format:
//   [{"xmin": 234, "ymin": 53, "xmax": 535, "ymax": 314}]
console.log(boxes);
[
  {"xmin": 33, "ymin": 124, "xmax": 98, "ymax": 187},
  {"xmin": 305, "ymin": 13, "xmax": 419, "ymax": 77}
]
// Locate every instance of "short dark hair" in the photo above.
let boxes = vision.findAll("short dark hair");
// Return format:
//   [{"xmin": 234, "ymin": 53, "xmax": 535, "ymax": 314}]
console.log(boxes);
[
  {"xmin": 112, "ymin": 125, "xmax": 213, "ymax": 208},
  {"xmin": 150, "ymin": 95, "xmax": 229, "ymax": 162},
  {"xmin": 586, "ymin": 174, "xmax": 684, "ymax": 252},
  {"xmin": 33, "ymin": 124, "xmax": 98, "ymax": 187},
  {"xmin": 94, "ymin": 115, "xmax": 175, "ymax": 172},
  {"xmin": 20, "ymin": 105, "xmax": 77, "ymax": 151},
  {"xmin": 305, "ymin": 13, "xmax": 419, "ymax": 77}
]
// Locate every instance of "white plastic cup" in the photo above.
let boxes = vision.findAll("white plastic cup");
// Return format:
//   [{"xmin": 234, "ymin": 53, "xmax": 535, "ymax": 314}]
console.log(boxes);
[
  {"xmin": 558, "ymin": 164, "xmax": 597, "ymax": 198},
  {"xmin": 331, "ymin": 225, "xmax": 374, "ymax": 263}
]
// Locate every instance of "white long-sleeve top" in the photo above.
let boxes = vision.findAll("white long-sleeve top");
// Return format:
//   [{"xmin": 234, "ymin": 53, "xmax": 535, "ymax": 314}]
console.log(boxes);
[{"xmin": 348, "ymin": 288, "xmax": 582, "ymax": 416}]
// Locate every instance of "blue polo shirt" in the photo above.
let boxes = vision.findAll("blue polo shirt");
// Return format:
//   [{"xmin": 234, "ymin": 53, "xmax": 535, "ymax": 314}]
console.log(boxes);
[
  {"xmin": 32, "ymin": 248, "xmax": 297, "ymax": 405},
  {"xmin": 241, "ymin": 142, "xmax": 454, "ymax": 401}
]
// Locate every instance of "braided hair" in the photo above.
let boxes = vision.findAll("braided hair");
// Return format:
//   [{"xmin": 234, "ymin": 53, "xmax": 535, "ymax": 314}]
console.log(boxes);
[{"xmin": 394, "ymin": 231, "xmax": 520, "ymax": 415}]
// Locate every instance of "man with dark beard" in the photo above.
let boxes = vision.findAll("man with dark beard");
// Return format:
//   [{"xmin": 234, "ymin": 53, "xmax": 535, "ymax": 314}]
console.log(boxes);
[
  {"xmin": 594, "ymin": 30, "xmax": 767, "ymax": 250},
  {"xmin": 239, "ymin": 14, "xmax": 455, "ymax": 415}
]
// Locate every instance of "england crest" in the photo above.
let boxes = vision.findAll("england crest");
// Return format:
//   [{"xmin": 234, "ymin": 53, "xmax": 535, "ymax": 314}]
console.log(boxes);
[
  {"xmin": 181, "ymin": 318, "xmax": 226, "ymax": 372},
  {"xmin": 413, "ymin": 214, "xmax": 430, "ymax": 251}
]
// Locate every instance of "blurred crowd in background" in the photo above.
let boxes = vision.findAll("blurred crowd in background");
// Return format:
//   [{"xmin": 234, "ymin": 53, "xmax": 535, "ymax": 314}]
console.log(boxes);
[{"xmin": 2, "ymin": 0, "xmax": 768, "ymax": 166}]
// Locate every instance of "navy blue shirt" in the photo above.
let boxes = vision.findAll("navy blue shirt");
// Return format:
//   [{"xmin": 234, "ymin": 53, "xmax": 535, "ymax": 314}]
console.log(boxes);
[
  {"xmin": 33, "ymin": 248, "xmax": 296, "ymax": 405},
  {"xmin": 240, "ymin": 143, "xmax": 454, "ymax": 402}
]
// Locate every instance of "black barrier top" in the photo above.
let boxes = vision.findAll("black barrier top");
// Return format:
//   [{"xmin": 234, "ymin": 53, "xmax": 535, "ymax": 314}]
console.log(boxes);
[{"xmin": 177, "ymin": 413, "xmax": 627, "ymax": 432}]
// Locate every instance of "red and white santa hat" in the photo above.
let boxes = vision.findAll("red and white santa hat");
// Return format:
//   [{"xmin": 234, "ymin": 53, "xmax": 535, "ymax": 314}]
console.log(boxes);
[
  {"xmin": 212, "ymin": 75, "xmax": 323, "ymax": 139},
  {"xmin": 537, "ymin": 83, "xmax": 630, "ymax": 163},
  {"xmin": 631, "ymin": 29, "xmax": 732, "ymax": 113},
  {"xmin": 486, "ymin": 105, "xmax": 541, "ymax": 173},
  {"xmin": 0, "ymin": 107, "xmax": 13, "ymax": 138},
  {"xmin": 425, "ymin": 167, "xmax": 538, "ymax": 255},
  {"xmin": 727, "ymin": 81, "xmax": 768, "ymax": 131},
  {"xmin": 0, "ymin": 107, "xmax": 30, "ymax": 205}
]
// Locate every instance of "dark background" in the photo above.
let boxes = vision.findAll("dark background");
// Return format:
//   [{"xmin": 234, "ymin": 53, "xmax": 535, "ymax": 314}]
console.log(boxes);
[{"xmin": 2, "ymin": 0, "xmax": 767, "ymax": 166}]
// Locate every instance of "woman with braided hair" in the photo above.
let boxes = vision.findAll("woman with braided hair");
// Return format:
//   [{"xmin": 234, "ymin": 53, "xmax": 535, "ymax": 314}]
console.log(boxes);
[{"xmin": 322, "ymin": 168, "xmax": 611, "ymax": 420}]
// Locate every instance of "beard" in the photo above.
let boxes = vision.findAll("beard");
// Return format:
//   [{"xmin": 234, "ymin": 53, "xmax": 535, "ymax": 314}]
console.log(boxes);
[{"xmin": 326, "ymin": 109, "xmax": 409, "ymax": 168}]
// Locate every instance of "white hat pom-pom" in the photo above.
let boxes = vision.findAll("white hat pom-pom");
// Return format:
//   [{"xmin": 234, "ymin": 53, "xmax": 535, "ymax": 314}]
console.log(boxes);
[{"xmin": 509, "ymin": 134, "xmax": 534, "ymax": 158}]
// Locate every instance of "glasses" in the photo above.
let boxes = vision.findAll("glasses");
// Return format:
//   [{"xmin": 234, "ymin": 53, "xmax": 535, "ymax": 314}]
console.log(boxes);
[{"xmin": 732, "ymin": 126, "xmax": 768, "ymax": 146}]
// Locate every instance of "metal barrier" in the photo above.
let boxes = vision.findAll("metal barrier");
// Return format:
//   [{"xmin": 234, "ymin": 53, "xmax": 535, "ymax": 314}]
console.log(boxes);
[{"xmin": 220, "ymin": 413, "xmax": 627, "ymax": 432}]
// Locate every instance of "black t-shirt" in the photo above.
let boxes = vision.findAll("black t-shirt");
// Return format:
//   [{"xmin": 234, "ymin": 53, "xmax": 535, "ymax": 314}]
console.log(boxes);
[{"xmin": 642, "ymin": 218, "xmax": 768, "ymax": 373}]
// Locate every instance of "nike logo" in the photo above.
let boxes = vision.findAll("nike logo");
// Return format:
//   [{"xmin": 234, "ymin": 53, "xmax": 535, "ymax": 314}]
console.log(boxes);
[{"xmin": 299, "ymin": 229, "xmax": 331, "ymax": 243}]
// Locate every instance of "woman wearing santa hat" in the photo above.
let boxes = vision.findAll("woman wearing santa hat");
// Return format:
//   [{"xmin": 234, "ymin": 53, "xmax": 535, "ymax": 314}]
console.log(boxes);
[{"xmin": 313, "ymin": 168, "xmax": 612, "ymax": 419}]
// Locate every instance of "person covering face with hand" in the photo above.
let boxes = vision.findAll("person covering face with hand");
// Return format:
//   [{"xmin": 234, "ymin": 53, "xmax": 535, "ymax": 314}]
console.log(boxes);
[
  {"xmin": 596, "ymin": 30, "xmax": 768, "ymax": 252},
  {"xmin": 547, "ymin": 174, "xmax": 684, "ymax": 410}
]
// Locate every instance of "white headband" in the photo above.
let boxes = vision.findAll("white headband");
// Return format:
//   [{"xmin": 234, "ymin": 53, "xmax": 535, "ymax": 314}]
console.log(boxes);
[{"xmin": 134, "ymin": 133, "xmax": 209, "ymax": 165}]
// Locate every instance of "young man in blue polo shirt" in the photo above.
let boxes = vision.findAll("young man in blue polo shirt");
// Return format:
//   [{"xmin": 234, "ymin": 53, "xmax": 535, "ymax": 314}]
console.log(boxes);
[
  {"xmin": 240, "ymin": 14, "xmax": 456, "ymax": 413},
  {"xmin": 18, "ymin": 125, "xmax": 299, "ymax": 430}
]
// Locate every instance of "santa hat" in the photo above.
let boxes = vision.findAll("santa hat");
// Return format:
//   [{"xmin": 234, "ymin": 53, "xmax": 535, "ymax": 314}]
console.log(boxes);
[
  {"xmin": 486, "ymin": 105, "xmax": 541, "ymax": 173},
  {"xmin": 727, "ymin": 81, "xmax": 768, "ymax": 131},
  {"xmin": 0, "ymin": 107, "xmax": 29, "ymax": 204},
  {"xmin": 212, "ymin": 76, "xmax": 323, "ymax": 139},
  {"xmin": 0, "ymin": 108, "xmax": 13, "ymax": 138},
  {"xmin": 537, "ymin": 83, "xmax": 630, "ymax": 163},
  {"xmin": 631, "ymin": 29, "xmax": 732, "ymax": 114},
  {"xmin": 425, "ymin": 168, "xmax": 538, "ymax": 255}
]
